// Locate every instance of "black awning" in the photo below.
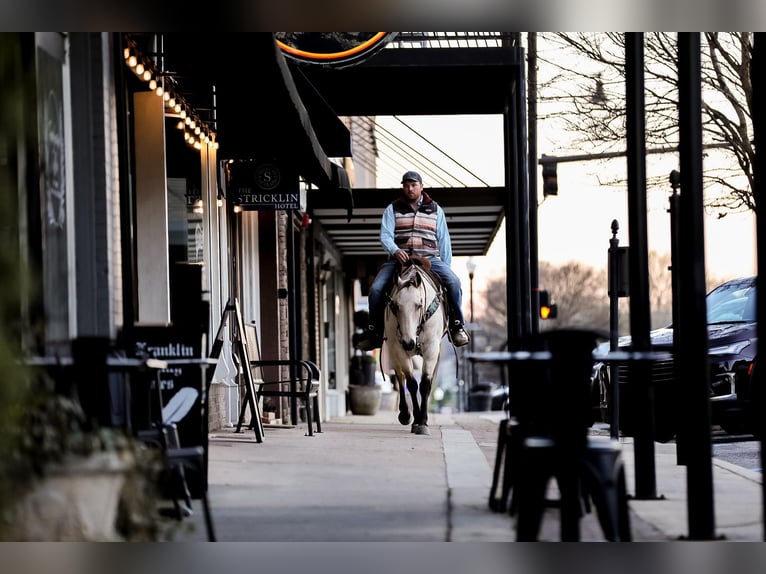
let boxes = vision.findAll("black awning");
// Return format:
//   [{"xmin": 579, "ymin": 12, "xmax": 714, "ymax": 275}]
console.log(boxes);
[
  {"xmin": 159, "ymin": 33, "xmax": 351, "ymax": 194},
  {"xmin": 212, "ymin": 33, "xmax": 352, "ymax": 194}
]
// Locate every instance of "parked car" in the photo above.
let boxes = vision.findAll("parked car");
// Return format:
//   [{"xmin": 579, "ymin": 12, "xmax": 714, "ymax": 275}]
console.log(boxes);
[
  {"xmin": 467, "ymin": 381, "xmax": 509, "ymax": 412},
  {"xmin": 591, "ymin": 276, "xmax": 758, "ymax": 440}
]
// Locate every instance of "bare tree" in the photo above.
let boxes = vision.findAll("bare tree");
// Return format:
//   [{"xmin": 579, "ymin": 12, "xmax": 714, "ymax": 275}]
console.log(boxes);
[
  {"xmin": 648, "ymin": 250, "xmax": 673, "ymax": 328},
  {"xmin": 538, "ymin": 260, "xmax": 610, "ymax": 331},
  {"xmin": 474, "ymin": 254, "xmax": 678, "ymax": 346},
  {"xmin": 537, "ymin": 33, "xmax": 754, "ymax": 214}
]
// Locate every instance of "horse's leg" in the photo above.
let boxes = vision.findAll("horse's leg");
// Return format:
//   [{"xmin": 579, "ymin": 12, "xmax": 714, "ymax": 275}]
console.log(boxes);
[
  {"xmin": 413, "ymin": 328, "xmax": 442, "ymax": 436},
  {"xmin": 406, "ymin": 376, "xmax": 421, "ymax": 431},
  {"xmin": 396, "ymin": 370, "xmax": 413, "ymax": 426},
  {"xmin": 413, "ymin": 374, "xmax": 433, "ymax": 435}
]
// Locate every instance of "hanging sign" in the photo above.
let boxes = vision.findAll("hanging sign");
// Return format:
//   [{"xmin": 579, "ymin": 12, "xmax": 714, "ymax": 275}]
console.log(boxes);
[{"xmin": 227, "ymin": 161, "xmax": 305, "ymax": 211}]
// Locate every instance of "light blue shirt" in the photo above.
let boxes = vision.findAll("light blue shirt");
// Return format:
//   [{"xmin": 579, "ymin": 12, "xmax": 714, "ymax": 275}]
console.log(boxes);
[{"xmin": 380, "ymin": 197, "xmax": 452, "ymax": 266}]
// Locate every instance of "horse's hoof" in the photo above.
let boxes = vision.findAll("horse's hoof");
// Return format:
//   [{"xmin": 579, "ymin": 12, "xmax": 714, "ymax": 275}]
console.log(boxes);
[
  {"xmin": 411, "ymin": 424, "xmax": 418, "ymax": 433},
  {"xmin": 398, "ymin": 412, "xmax": 412, "ymax": 426},
  {"xmin": 414, "ymin": 425, "xmax": 430, "ymax": 436}
]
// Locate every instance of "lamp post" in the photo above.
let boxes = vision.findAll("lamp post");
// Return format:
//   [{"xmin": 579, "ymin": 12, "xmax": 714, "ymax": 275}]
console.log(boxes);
[{"xmin": 466, "ymin": 258, "xmax": 477, "ymax": 407}]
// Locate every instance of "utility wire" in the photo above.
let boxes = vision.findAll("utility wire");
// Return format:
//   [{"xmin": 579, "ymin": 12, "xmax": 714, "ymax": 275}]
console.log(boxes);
[
  {"xmin": 391, "ymin": 116, "xmax": 492, "ymax": 187},
  {"xmin": 374, "ymin": 119, "xmax": 465, "ymax": 187}
]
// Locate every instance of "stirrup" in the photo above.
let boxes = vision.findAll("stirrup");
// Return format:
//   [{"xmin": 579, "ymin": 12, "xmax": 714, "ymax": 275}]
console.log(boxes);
[
  {"xmin": 357, "ymin": 328, "xmax": 382, "ymax": 351},
  {"xmin": 450, "ymin": 324, "xmax": 470, "ymax": 347}
]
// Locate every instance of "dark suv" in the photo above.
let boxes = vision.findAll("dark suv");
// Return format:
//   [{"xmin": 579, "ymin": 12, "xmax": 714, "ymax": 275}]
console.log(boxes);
[{"xmin": 591, "ymin": 276, "xmax": 758, "ymax": 440}]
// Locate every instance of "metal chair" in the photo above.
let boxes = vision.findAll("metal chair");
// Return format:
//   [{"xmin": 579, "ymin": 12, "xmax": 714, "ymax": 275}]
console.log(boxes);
[{"xmin": 233, "ymin": 322, "xmax": 322, "ymax": 437}]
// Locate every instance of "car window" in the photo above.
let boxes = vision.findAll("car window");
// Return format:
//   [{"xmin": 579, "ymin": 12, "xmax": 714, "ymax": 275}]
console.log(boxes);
[{"xmin": 706, "ymin": 280, "xmax": 756, "ymax": 323}]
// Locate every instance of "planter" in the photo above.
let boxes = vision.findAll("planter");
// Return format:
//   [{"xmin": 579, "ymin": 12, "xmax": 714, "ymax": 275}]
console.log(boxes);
[
  {"xmin": 348, "ymin": 384, "xmax": 382, "ymax": 415},
  {"xmin": 350, "ymin": 356, "xmax": 377, "ymax": 386},
  {"xmin": 379, "ymin": 391, "xmax": 398, "ymax": 412},
  {"xmin": 8, "ymin": 451, "xmax": 132, "ymax": 541}
]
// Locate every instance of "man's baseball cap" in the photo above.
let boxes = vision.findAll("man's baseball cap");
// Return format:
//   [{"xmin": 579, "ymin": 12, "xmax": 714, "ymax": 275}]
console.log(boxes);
[{"xmin": 401, "ymin": 171, "xmax": 422, "ymax": 184}]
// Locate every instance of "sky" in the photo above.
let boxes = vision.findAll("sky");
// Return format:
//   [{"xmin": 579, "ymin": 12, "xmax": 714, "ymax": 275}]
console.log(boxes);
[{"xmin": 374, "ymin": 111, "xmax": 757, "ymax": 297}]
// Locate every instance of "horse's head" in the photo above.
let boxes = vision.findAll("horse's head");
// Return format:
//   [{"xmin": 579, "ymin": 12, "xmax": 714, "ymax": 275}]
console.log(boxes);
[{"xmin": 387, "ymin": 265, "xmax": 429, "ymax": 353}]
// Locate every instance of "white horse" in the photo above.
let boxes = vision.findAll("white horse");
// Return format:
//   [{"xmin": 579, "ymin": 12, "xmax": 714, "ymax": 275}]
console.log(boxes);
[{"xmin": 384, "ymin": 257, "xmax": 448, "ymax": 435}]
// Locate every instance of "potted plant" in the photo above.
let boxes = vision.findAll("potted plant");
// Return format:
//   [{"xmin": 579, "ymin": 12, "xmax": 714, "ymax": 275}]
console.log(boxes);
[
  {"xmin": 0, "ymin": 376, "xmax": 166, "ymax": 541},
  {"xmin": 348, "ymin": 310, "xmax": 383, "ymax": 415},
  {"xmin": 348, "ymin": 351, "xmax": 382, "ymax": 415}
]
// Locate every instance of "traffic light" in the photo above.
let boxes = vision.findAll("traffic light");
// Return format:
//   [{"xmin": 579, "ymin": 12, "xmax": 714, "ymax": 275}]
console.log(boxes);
[
  {"xmin": 542, "ymin": 162, "xmax": 558, "ymax": 197},
  {"xmin": 538, "ymin": 289, "xmax": 558, "ymax": 320}
]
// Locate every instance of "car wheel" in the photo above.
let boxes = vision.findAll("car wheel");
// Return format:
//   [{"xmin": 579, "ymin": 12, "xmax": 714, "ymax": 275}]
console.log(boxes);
[{"xmin": 720, "ymin": 408, "xmax": 748, "ymax": 436}]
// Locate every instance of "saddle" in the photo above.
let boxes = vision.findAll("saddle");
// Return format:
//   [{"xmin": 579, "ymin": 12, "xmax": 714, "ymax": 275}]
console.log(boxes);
[{"xmin": 391, "ymin": 256, "xmax": 449, "ymax": 317}]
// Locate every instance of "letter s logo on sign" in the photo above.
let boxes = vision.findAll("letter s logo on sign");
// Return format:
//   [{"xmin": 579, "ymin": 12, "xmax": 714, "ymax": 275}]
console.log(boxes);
[{"xmin": 255, "ymin": 163, "xmax": 281, "ymax": 191}]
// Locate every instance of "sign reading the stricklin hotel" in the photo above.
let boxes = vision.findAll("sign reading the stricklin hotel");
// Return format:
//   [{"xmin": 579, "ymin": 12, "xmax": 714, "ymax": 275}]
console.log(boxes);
[{"xmin": 228, "ymin": 160, "xmax": 305, "ymax": 211}]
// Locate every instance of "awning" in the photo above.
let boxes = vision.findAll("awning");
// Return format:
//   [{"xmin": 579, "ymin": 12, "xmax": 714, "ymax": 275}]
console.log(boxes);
[{"xmin": 159, "ymin": 33, "xmax": 352, "ymax": 195}]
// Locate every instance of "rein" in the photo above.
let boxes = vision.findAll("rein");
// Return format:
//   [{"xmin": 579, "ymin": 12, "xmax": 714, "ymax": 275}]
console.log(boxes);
[{"xmin": 387, "ymin": 265, "xmax": 443, "ymax": 353}]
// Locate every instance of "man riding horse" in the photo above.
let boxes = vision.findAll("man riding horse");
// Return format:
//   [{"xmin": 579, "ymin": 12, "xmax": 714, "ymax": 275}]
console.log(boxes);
[{"xmin": 357, "ymin": 170, "xmax": 470, "ymax": 351}]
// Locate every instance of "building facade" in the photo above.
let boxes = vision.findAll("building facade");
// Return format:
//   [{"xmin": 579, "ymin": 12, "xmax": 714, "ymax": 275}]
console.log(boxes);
[{"xmin": 2, "ymin": 32, "xmax": 363, "ymax": 433}]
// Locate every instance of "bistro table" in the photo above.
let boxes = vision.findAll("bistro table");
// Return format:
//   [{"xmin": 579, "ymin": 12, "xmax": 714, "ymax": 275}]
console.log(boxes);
[{"xmin": 465, "ymin": 332, "xmax": 670, "ymax": 541}]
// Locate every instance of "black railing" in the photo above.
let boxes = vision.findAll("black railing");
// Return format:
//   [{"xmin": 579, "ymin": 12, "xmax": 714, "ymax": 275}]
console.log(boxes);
[{"xmin": 387, "ymin": 32, "xmax": 520, "ymax": 49}]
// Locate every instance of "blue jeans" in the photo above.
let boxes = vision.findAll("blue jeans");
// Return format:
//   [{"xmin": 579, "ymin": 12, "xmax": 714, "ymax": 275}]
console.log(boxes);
[{"xmin": 367, "ymin": 258, "xmax": 465, "ymax": 329}]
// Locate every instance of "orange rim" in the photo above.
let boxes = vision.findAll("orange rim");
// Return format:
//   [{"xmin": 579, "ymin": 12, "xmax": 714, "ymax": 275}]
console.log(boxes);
[{"xmin": 276, "ymin": 33, "xmax": 388, "ymax": 61}]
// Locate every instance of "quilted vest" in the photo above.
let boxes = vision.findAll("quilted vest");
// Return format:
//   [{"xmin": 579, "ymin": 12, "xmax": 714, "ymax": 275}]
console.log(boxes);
[{"xmin": 392, "ymin": 192, "xmax": 440, "ymax": 258}]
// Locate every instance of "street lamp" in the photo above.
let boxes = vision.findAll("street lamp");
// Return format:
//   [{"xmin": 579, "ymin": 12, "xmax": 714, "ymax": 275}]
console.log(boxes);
[
  {"xmin": 466, "ymin": 257, "xmax": 476, "ymax": 326},
  {"xmin": 466, "ymin": 258, "xmax": 477, "ymax": 407}
]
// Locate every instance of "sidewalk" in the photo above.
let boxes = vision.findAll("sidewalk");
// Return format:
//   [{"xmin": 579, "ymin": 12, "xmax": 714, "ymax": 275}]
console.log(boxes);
[{"xmin": 177, "ymin": 409, "xmax": 763, "ymax": 542}]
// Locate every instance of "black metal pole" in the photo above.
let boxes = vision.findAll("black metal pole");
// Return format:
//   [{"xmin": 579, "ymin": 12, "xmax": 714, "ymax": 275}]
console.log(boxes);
[
  {"xmin": 469, "ymin": 270, "xmax": 475, "ymax": 393},
  {"xmin": 751, "ymin": 31, "xmax": 766, "ymax": 543},
  {"xmin": 625, "ymin": 32, "xmax": 657, "ymax": 500},
  {"xmin": 677, "ymin": 32, "xmax": 716, "ymax": 540},
  {"xmin": 528, "ymin": 32, "xmax": 540, "ymax": 336},
  {"xmin": 608, "ymin": 220, "xmax": 620, "ymax": 440},
  {"xmin": 668, "ymin": 171, "xmax": 686, "ymax": 466},
  {"xmin": 516, "ymin": 55, "xmax": 532, "ymax": 342}
]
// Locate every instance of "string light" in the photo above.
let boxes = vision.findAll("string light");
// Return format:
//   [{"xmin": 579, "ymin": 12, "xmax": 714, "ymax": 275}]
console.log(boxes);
[{"xmin": 123, "ymin": 36, "xmax": 217, "ymax": 150}]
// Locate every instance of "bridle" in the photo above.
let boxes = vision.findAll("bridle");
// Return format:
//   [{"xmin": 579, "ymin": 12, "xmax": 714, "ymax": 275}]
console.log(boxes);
[{"xmin": 386, "ymin": 266, "xmax": 443, "ymax": 353}]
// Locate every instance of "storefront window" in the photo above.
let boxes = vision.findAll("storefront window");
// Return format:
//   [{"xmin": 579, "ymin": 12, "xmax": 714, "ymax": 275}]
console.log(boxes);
[{"xmin": 36, "ymin": 33, "xmax": 70, "ymax": 345}]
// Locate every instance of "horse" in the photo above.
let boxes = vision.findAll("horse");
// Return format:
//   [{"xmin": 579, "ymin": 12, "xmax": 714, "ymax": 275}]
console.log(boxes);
[{"xmin": 384, "ymin": 257, "xmax": 448, "ymax": 435}]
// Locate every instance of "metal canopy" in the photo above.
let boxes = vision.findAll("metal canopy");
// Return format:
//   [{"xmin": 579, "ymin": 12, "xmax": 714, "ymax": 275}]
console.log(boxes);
[
  {"xmin": 150, "ymin": 32, "xmax": 522, "ymax": 261},
  {"xmin": 293, "ymin": 45, "xmax": 523, "ymax": 116},
  {"xmin": 293, "ymin": 33, "xmax": 522, "ymax": 261},
  {"xmin": 308, "ymin": 186, "xmax": 506, "ymax": 258}
]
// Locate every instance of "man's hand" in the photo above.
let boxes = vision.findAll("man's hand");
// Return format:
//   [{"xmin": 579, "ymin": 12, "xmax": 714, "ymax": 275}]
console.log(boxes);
[{"xmin": 395, "ymin": 249, "xmax": 410, "ymax": 263}]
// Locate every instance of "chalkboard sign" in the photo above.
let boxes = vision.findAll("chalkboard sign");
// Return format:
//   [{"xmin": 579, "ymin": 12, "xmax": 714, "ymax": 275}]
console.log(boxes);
[
  {"xmin": 122, "ymin": 324, "xmax": 207, "ymax": 496},
  {"xmin": 124, "ymin": 326, "xmax": 204, "ymax": 439}
]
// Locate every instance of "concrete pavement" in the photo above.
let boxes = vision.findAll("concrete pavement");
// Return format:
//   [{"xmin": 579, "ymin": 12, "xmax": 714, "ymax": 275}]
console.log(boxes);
[{"xmin": 175, "ymin": 408, "xmax": 763, "ymax": 542}]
